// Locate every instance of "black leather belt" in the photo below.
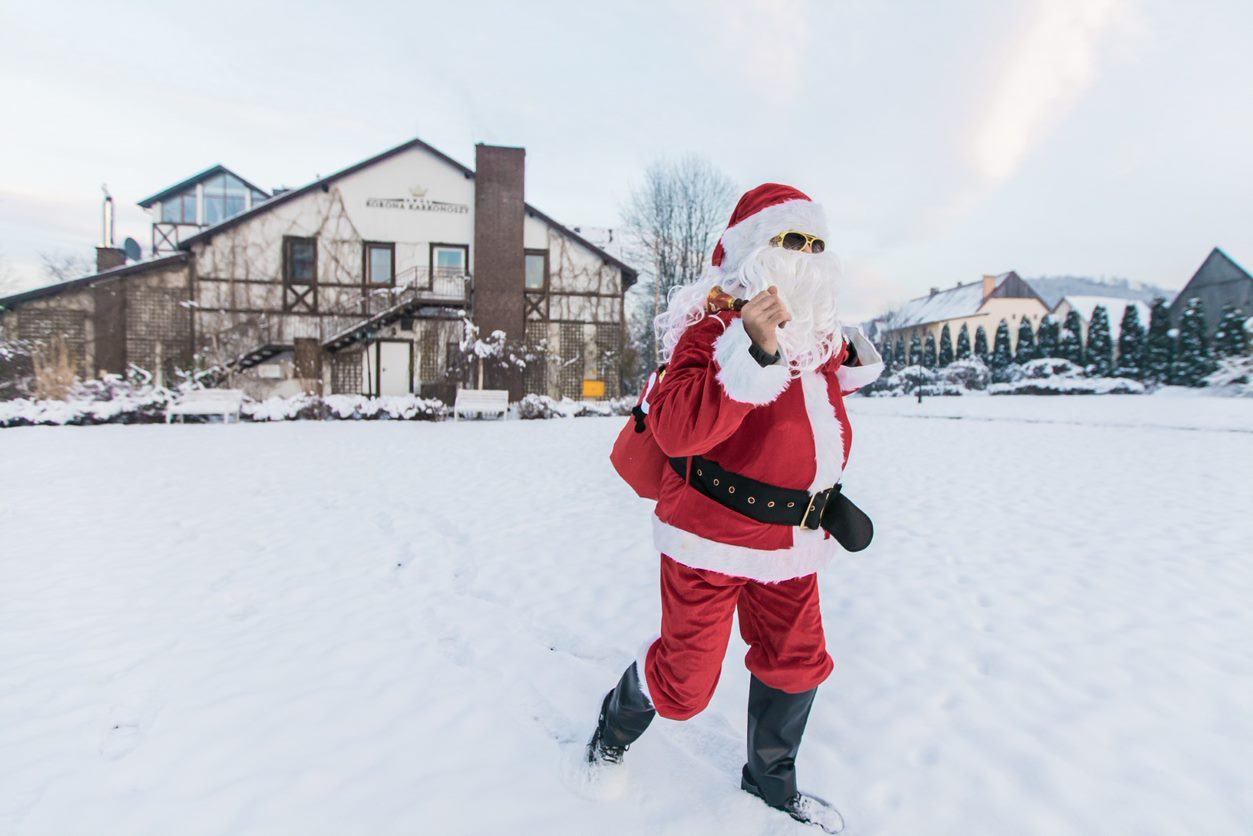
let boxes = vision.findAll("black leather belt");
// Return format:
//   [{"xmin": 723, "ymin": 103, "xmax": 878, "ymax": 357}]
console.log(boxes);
[
  {"xmin": 667, "ymin": 454, "xmax": 874, "ymax": 551},
  {"xmin": 669, "ymin": 455, "xmax": 836, "ymax": 530}
]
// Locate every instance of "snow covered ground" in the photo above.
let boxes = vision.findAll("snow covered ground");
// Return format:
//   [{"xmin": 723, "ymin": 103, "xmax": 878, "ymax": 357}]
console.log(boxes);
[{"xmin": 2, "ymin": 396, "xmax": 1251, "ymax": 835}]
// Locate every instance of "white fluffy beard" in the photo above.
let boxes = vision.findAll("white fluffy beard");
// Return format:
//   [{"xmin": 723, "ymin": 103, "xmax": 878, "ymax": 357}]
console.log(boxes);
[{"xmin": 734, "ymin": 246, "xmax": 843, "ymax": 374}]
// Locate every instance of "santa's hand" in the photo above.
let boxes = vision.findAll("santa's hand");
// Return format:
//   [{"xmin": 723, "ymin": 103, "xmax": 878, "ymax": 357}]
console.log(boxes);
[{"xmin": 741, "ymin": 286, "xmax": 791, "ymax": 355}]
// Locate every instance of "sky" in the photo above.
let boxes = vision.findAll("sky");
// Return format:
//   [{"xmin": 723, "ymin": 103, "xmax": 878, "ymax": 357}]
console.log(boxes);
[{"xmin": 1, "ymin": 0, "xmax": 1250, "ymax": 322}]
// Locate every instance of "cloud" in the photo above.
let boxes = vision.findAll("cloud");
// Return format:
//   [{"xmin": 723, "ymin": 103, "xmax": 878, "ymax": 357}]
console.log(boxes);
[
  {"xmin": 972, "ymin": 0, "xmax": 1127, "ymax": 183},
  {"xmin": 702, "ymin": 0, "xmax": 814, "ymax": 106}
]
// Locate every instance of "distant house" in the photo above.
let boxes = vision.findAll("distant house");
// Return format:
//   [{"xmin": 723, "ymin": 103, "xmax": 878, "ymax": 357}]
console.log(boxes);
[
  {"xmin": 1169, "ymin": 247, "xmax": 1253, "ymax": 337},
  {"xmin": 879, "ymin": 272, "xmax": 1051, "ymax": 355},
  {"xmin": 1051, "ymin": 296, "xmax": 1151, "ymax": 345}
]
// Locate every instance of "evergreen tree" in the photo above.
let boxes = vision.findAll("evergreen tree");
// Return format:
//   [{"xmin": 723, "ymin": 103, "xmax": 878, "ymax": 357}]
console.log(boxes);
[
  {"xmin": 1213, "ymin": 304, "xmax": 1249, "ymax": 358},
  {"xmin": 974, "ymin": 325, "xmax": 989, "ymax": 361},
  {"xmin": 1174, "ymin": 297, "xmax": 1215, "ymax": 386},
  {"xmin": 1085, "ymin": 305, "xmax": 1114, "ymax": 377},
  {"xmin": 1014, "ymin": 316, "xmax": 1037, "ymax": 364},
  {"xmin": 1144, "ymin": 297, "xmax": 1173, "ymax": 384},
  {"xmin": 1059, "ymin": 309, "xmax": 1085, "ymax": 365},
  {"xmin": 923, "ymin": 333, "xmax": 938, "ymax": 368},
  {"xmin": 938, "ymin": 324, "xmax": 954, "ymax": 366},
  {"xmin": 909, "ymin": 333, "xmax": 922, "ymax": 366},
  {"xmin": 1115, "ymin": 304, "xmax": 1146, "ymax": 379},
  {"xmin": 1036, "ymin": 315, "xmax": 1059, "ymax": 357},
  {"xmin": 990, "ymin": 319, "xmax": 1012, "ymax": 370},
  {"xmin": 894, "ymin": 336, "xmax": 906, "ymax": 367},
  {"xmin": 956, "ymin": 323, "xmax": 971, "ymax": 360}
]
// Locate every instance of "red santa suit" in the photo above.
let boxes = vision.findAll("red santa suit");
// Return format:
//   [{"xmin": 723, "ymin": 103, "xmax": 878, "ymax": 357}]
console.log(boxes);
[{"xmin": 632, "ymin": 185, "xmax": 885, "ymax": 720}]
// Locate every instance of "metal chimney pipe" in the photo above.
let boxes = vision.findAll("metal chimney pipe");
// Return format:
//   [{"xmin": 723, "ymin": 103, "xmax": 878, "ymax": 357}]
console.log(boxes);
[{"xmin": 101, "ymin": 184, "xmax": 115, "ymax": 247}]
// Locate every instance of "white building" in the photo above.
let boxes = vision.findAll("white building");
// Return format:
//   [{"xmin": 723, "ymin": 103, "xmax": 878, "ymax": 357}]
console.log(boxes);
[{"xmin": 0, "ymin": 138, "xmax": 640, "ymax": 403}]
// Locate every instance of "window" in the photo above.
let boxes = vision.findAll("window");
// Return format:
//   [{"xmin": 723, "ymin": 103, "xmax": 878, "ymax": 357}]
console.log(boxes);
[
  {"xmin": 525, "ymin": 250, "xmax": 547, "ymax": 290},
  {"xmin": 203, "ymin": 173, "xmax": 251, "ymax": 226},
  {"xmin": 364, "ymin": 242, "xmax": 394, "ymax": 285},
  {"xmin": 284, "ymin": 237, "xmax": 317, "ymax": 284},
  {"xmin": 160, "ymin": 192, "xmax": 197, "ymax": 224},
  {"xmin": 431, "ymin": 244, "xmax": 467, "ymax": 278}
]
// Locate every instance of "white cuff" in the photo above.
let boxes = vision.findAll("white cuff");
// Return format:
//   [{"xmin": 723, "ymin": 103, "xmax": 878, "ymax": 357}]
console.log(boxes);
[
  {"xmin": 713, "ymin": 318, "xmax": 792, "ymax": 406},
  {"xmin": 836, "ymin": 325, "xmax": 884, "ymax": 392},
  {"xmin": 635, "ymin": 634, "xmax": 660, "ymax": 708}
]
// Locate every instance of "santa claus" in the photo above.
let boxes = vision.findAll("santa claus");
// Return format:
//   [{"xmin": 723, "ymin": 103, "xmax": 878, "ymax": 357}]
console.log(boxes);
[{"xmin": 584, "ymin": 183, "xmax": 883, "ymax": 833}]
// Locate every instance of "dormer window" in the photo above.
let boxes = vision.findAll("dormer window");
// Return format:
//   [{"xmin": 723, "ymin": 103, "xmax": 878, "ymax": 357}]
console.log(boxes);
[
  {"xmin": 203, "ymin": 172, "xmax": 251, "ymax": 225},
  {"xmin": 161, "ymin": 193, "xmax": 197, "ymax": 224}
]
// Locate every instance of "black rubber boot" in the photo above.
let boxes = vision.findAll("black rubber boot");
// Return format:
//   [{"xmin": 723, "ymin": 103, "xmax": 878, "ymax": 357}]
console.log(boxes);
[
  {"xmin": 586, "ymin": 661, "xmax": 656, "ymax": 764},
  {"xmin": 741, "ymin": 674, "xmax": 818, "ymax": 807}
]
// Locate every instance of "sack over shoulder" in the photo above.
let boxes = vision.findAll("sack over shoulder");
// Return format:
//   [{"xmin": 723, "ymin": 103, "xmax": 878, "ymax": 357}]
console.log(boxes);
[{"xmin": 609, "ymin": 365, "xmax": 669, "ymax": 500}]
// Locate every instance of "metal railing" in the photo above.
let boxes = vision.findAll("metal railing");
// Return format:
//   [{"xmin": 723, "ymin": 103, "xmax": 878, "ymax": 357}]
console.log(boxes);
[{"xmin": 201, "ymin": 267, "xmax": 472, "ymax": 360}]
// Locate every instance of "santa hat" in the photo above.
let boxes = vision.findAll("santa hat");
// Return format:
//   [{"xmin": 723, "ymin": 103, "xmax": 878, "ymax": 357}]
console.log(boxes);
[{"xmin": 711, "ymin": 183, "xmax": 829, "ymax": 279}]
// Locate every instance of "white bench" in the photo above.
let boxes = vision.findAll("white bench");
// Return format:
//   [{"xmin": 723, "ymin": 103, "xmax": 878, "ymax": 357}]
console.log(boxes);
[
  {"xmin": 453, "ymin": 388, "xmax": 509, "ymax": 421},
  {"xmin": 166, "ymin": 389, "xmax": 245, "ymax": 424}
]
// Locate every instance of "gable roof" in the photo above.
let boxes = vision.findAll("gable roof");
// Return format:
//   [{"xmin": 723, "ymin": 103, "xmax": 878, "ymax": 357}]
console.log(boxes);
[
  {"xmin": 138, "ymin": 164, "xmax": 269, "ymax": 208},
  {"xmin": 892, "ymin": 281, "xmax": 988, "ymax": 329},
  {"xmin": 1176, "ymin": 247, "xmax": 1253, "ymax": 295},
  {"xmin": 175, "ymin": 137, "xmax": 639, "ymax": 288},
  {"xmin": 888, "ymin": 271, "xmax": 1044, "ymax": 330},
  {"xmin": 0, "ymin": 253, "xmax": 189, "ymax": 310}
]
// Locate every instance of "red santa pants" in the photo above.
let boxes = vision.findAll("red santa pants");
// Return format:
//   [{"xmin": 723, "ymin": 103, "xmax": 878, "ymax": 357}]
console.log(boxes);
[{"xmin": 641, "ymin": 553, "xmax": 835, "ymax": 721}]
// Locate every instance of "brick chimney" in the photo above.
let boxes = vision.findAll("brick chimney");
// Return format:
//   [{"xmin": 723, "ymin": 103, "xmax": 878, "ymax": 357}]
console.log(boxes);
[
  {"xmin": 982, "ymin": 274, "xmax": 997, "ymax": 299},
  {"xmin": 472, "ymin": 143, "xmax": 526, "ymax": 399},
  {"xmin": 96, "ymin": 246, "xmax": 125, "ymax": 273}
]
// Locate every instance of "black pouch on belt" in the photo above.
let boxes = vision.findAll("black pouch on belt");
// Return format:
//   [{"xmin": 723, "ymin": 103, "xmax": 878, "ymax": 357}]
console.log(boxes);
[{"xmin": 820, "ymin": 485, "xmax": 874, "ymax": 552}]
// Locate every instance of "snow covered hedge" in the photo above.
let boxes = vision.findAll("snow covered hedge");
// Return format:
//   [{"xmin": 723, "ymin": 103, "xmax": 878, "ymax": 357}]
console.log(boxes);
[
  {"xmin": 986, "ymin": 358, "xmax": 1145, "ymax": 395},
  {"xmin": 517, "ymin": 393, "xmax": 634, "ymax": 419},
  {"xmin": 865, "ymin": 356, "xmax": 1147, "ymax": 397},
  {"xmin": 1, "ymin": 382, "xmax": 636, "ymax": 428}
]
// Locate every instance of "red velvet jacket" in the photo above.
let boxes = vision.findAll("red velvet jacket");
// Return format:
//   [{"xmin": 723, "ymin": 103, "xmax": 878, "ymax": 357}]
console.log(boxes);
[{"xmin": 646, "ymin": 310, "xmax": 883, "ymax": 582}]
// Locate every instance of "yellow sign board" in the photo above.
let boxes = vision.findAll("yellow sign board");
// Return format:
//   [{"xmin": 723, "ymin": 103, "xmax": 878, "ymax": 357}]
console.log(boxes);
[{"xmin": 582, "ymin": 379, "xmax": 605, "ymax": 398}]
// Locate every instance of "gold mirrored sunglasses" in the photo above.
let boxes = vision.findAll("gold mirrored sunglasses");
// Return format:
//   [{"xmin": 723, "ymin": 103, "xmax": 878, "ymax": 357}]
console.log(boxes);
[{"xmin": 769, "ymin": 230, "xmax": 825, "ymax": 253}]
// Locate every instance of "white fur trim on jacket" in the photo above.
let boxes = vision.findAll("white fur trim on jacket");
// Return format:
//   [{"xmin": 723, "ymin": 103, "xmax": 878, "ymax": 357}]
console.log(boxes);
[
  {"xmin": 717, "ymin": 199, "xmax": 829, "ymax": 276},
  {"xmin": 652, "ymin": 514, "xmax": 836, "ymax": 584},
  {"xmin": 712, "ymin": 318, "xmax": 792, "ymax": 406},
  {"xmin": 836, "ymin": 325, "xmax": 885, "ymax": 393},
  {"xmin": 635, "ymin": 634, "xmax": 660, "ymax": 708}
]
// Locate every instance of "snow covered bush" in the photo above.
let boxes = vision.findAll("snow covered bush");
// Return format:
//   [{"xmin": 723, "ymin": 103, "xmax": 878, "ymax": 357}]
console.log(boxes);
[
  {"xmin": 1203, "ymin": 355, "xmax": 1253, "ymax": 397},
  {"xmin": 517, "ymin": 394, "xmax": 634, "ymax": 419},
  {"xmin": 940, "ymin": 357, "xmax": 991, "ymax": 391},
  {"xmin": 0, "ymin": 337, "xmax": 35, "ymax": 400},
  {"xmin": 519, "ymin": 394, "xmax": 628, "ymax": 419},
  {"xmin": 866, "ymin": 365, "xmax": 966, "ymax": 397},
  {"xmin": 988, "ymin": 357, "xmax": 1143, "ymax": 395},
  {"xmin": 0, "ymin": 373, "xmax": 178, "ymax": 427},
  {"xmin": 989, "ymin": 377, "xmax": 1145, "ymax": 395},
  {"xmin": 247, "ymin": 394, "xmax": 447, "ymax": 421},
  {"xmin": 1018, "ymin": 358, "xmax": 1084, "ymax": 379}
]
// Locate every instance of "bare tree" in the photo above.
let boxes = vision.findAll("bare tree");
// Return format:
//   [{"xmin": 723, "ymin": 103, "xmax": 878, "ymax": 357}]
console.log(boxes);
[
  {"xmin": 0, "ymin": 251, "xmax": 22, "ymax": 298},
  {"xmin": 622, "ymin": 154, "xmax": 736, "ymax": 376},
  {"xmin": 39, "ymin": 249, "xmax": 94, "ymax": 284}
]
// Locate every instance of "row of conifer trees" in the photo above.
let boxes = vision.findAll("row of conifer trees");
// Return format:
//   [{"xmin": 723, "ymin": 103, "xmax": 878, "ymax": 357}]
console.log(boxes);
[{"xmin": 878, "ymin": 297, "xmax": 1249, "ymax": 386}]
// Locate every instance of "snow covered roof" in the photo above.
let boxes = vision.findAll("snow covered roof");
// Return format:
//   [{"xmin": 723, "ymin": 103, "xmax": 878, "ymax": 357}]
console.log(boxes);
[
  {"xmin": 891, "ymin": 277, "xmax": 1001, "ymax": 329},
  {"xmin": 1054, "ymin": 296, "xmax": 1150, "ymax": 340}
]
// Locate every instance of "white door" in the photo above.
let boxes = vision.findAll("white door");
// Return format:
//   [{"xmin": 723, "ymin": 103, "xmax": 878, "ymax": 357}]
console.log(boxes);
[{"xmin": 377, "ymin": 342, "xmax": 412, "ymax": 395}]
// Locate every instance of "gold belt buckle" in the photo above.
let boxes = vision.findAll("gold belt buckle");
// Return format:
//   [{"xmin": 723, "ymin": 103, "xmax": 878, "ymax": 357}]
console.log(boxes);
[{"xmin": 800, "ymin": 492, "xmax": 820, "ymax": 529}]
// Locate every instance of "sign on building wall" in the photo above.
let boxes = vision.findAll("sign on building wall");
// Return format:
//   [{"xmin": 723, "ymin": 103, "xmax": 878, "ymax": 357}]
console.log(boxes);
[{"xmin": 364, "ymin": 197, "xmax": 469, "ymax": 214}]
